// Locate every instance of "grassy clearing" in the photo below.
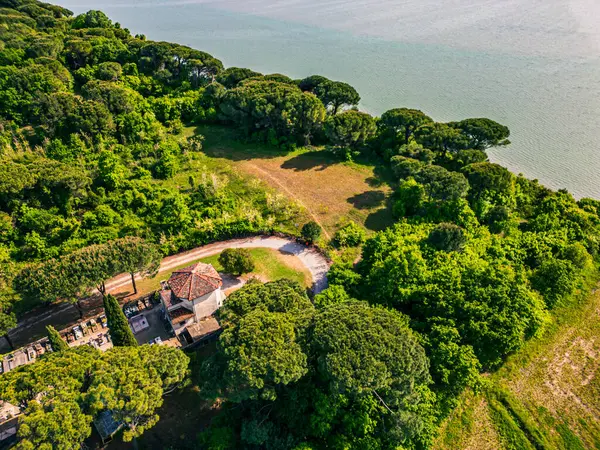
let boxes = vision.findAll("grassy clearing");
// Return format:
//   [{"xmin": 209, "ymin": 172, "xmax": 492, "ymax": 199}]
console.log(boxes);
[
  {"xmin": 112, "ymin": 248, "xmax": 312, "ymax": 299},
  {"xmin": 436, "ymin": 277, "xmax": 600, "ymax": 449},
  {"xmin": 204, "ymin": 247, "xmax": 312, "ymax": 288},
  {"xmin": 490, "ymin": 276, "xmax": 600, "ymax": 449},
  {"xmin": 190, "ymin": 125, "xmax": 395, "ymax": 237},
  {"xmin": 166, "ymin": 130, "xmax": 312, "ymax": 235}
]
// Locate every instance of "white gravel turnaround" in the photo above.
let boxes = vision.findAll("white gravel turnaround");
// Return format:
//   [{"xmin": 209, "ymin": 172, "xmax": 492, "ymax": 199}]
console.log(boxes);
[{"xmin": 104, "ymin": 236, "xmax": 330, "ymax": 294}]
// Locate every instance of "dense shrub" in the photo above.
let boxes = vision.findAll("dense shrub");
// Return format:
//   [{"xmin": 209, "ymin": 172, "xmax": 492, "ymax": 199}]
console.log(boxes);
[
  {"xmin": 427, "ymin": 223, "xmax": 466, "ymax": 252},
  {"xmin": 333, "ymin": 221, "xmax": 366, "ymax": 247},
  {"xmin": 531, "ymin": 259, "xmax": 579, "ymax": 308},
  {"xmin": 218, "ymin": 248, "xmax": 255, "ymax": 276},
  {"xmin": 301, "ymin": 221, "xmax": 322, "ymax": 243}
]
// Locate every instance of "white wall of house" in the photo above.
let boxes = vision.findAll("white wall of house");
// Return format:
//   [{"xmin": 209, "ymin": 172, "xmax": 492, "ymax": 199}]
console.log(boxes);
[
  {"xmin": 191, "ymin": 289, "xmax": 224, "ymax": 320},
  {"xmin": 161, "ymin": 287, "xmax": 226, "ymax": 336}
]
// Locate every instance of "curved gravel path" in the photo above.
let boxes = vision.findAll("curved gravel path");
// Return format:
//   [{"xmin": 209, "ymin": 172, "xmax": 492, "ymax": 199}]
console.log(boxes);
[
  {"xmin": 3, "ymin": 236, "xmax": 330, "ymax": 350},
  {"xmin": 105, "ymin": 235, "xmax": 330, "ymax": 294}
]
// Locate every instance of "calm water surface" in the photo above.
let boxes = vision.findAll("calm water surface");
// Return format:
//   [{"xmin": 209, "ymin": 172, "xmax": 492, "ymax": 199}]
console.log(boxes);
[{"xmin": 61, "ymin": 0, "xmax": 600, "ymax": 198}]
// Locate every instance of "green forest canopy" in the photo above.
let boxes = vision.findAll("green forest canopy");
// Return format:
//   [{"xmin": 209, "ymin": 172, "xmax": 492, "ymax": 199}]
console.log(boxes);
[
  {"xmin": 0, "ymin": 344, "xmax": 189, "ymax": 448},
  {"xmin": 1, "ymin": 1, "xmax": 600, "ymax": 448}
]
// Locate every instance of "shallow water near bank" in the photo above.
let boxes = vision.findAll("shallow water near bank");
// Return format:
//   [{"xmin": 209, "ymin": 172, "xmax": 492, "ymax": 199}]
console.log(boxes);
[{"xmin": 63, "ymin": 0, "xmax": 600, "ymax": 198}]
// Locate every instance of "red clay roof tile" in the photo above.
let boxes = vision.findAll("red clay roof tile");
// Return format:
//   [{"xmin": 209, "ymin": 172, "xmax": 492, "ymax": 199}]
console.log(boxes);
[{"xmin": 167, "ymin": 263, "xmax": 222, "ymax": 301}]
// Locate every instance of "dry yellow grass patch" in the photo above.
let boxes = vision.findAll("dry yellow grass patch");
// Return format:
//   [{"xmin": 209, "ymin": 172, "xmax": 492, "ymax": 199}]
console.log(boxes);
[
  {"xmin": 195, "ymin": 125, "xmax": 395, "ymax": 237},
  {"xmin": 435, "ymin": 393, "xmax": 503, "ymax": 450},
  {"xmin": 239, "ymin": 157, "xmax": 392, "ymax": 236}
]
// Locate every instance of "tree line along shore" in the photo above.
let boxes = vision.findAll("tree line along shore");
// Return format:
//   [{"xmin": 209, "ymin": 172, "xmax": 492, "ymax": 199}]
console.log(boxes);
[{"xmin": 1, "ymin": 1, "xmax": 600, "ymax": 449}]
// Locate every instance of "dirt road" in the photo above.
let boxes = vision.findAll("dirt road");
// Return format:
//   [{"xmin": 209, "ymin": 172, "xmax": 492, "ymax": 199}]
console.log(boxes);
[
  {"xmin": 105, "ymin": 235, "xmax": 330, "ymax": 294},
  {"xmin": 4, "ymin": 236, "xmax": 329, "ymax": 350}
]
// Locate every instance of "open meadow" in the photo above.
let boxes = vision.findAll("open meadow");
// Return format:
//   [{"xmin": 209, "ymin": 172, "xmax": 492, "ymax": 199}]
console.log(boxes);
[{"xmin": 188, "ymin": 125, "xmax": 395, "ymax": 238}]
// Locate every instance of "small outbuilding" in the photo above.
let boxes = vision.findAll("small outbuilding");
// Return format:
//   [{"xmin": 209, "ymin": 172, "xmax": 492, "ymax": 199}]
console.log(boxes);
[
  {"xmin": 93, "ymin": 410, "xmax": 122, "ymax": 444},
  {"xmin": 129, "ymin": 315, "xmax": 150, "ymax": 334}
]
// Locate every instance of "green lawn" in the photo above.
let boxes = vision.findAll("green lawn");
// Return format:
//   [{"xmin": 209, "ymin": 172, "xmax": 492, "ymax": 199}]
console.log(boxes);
[
  {"xmin": 114, "ymin": 248, "xmax": 311, "ymax": 299},
  {"xmin": 196, "ymin": 248, "xmax": 311, "ymax": 288}
]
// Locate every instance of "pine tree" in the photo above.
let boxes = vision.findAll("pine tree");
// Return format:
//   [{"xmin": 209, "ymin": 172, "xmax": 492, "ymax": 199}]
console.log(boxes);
[
  {"xmin": 46, "ymin": 325, "xmax": 69, "ymax": 352},
  {"xmin": 103, "ymin": 295, "xmax": 138, "ymax": 347},
  {"xmin": 109, "ymin": 237, "xmax": 162, "ymax": 295}
]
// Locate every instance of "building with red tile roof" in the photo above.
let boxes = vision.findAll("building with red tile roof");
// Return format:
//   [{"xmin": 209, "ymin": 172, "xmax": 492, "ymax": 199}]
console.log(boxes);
[
  {"xmin": 168, "ymin": 263, "xmax": 223, "ymax": 301},
  {"xmin": 159, "ymin": 262, "xmax": 225, "ymax": 345}
]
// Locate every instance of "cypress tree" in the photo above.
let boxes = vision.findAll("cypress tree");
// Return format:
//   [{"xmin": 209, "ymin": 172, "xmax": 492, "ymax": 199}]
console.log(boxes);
[
  {"xmin": 103, "ymin": 294, "xmax": 138, "ymax": 347},
  {"xmin": 46, "ymin": 325, "xmax": 69, "ymax": 352}
]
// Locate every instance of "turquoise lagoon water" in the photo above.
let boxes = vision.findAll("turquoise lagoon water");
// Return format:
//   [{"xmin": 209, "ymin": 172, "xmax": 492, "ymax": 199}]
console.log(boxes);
[{"xmin": 61, "ymin": 0, "xmax": 600, "ymax": 198}]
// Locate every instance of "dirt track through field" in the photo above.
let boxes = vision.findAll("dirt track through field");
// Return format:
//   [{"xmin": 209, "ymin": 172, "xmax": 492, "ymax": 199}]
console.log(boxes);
[{"xmin": 245, "ymin": 163, "xmax": 332, "ymax": 240}]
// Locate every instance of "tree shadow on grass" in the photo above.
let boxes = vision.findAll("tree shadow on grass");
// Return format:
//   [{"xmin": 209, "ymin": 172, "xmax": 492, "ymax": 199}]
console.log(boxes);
[
  {"xmin": 280, "ymin": 151, "xmax": 338, "ymax": 172},
  {"xmin": 364, "ymin": 206, "xmax": 396, "ymax": 231},
  {"xmin": 346, "ymin": 191, "xmax": 396, "ymax": 231},
  {"xmin": 372, "ymin": 163, "xmax": 398, "ymax": 189},
  {"xmin": 347, "ymin": 191, "xmax": 387, "ymax": 210},
  {"xmin": 350, "ymin": 153, "xmax": 397, "ymax": 192},
  {"xmin": 194, "ymin": 124, "xmax": 295, "ymax": 161},
  {"xmin": 365, "ymin": 176, "xmax": 387, "ymax": 188}
]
